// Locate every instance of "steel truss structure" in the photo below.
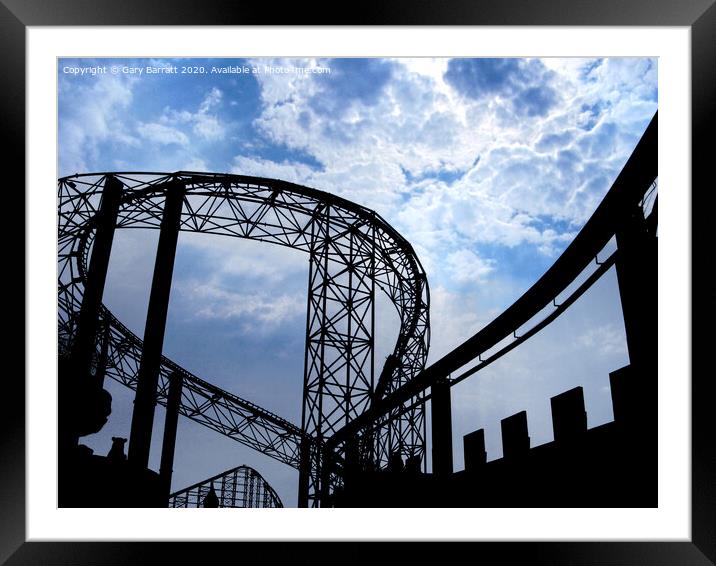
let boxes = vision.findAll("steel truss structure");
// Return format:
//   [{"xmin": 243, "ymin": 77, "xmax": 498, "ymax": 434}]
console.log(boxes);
[
  {"xmin": 168, "ymin": 464, "xmax": 283, "ymax": 508},
  {"xmin": 58, "ymin": 171, "xmax": 430, "ymax": 507}
]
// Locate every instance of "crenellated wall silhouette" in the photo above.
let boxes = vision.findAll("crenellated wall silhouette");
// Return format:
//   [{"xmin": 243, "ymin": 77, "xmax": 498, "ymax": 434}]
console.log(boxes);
[{"xmin": 334, "ymin": 364, "xmax": 657, "ymax": 508}]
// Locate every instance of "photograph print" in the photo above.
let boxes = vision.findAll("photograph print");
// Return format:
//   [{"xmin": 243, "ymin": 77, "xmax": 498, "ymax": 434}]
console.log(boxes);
[{"xmin": 57, "ymin": 56, "xmax": 658, "ymax": 508}]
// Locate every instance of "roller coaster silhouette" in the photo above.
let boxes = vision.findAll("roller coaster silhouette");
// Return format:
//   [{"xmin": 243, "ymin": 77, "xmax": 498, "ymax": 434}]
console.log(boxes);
[{"xmin": 58, "ymin": 113, "xmax": 657, "ymax": 508}]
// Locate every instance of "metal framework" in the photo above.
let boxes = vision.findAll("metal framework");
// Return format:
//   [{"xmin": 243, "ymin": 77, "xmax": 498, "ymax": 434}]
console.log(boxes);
[
  {"xmin": 58, "ymin": 172, "xmax": 430, "ymax": 507},
  {"xmin": 168, "ymin": 465, "xmax": 283, "ymax": 508}
]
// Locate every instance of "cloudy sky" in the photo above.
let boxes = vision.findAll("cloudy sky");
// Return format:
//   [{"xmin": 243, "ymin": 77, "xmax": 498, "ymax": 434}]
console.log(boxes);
[{"xmin": 58, "ymin": 57, "xmax": 657, "ymax": 507}]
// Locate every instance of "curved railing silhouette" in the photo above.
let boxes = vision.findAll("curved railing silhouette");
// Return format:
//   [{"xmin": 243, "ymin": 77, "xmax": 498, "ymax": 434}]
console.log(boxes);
[{"xmin": 168, "ymin": 464, "xmax": 283, "ymax": 508}]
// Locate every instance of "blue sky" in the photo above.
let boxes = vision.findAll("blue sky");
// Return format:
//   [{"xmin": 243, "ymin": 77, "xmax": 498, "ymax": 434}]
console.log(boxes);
[{"xmin": 58, "ymin": 57, "xmax": 657, "ymax": 507}]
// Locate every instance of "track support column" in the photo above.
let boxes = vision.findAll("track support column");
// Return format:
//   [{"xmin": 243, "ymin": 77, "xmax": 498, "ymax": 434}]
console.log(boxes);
[
  {"xmin": 614, "ymin": 197, "xmax": 657, "ymax": 442},
  {"xmin": 71, "ymin": 174, "xmax": 123, "ymax": 383},
  {"xmin": 615, "ymin": 201, "xmax": 657, "ymax": 374},
  {"xmin": 129, "ymin": 180, "xmax": 185, "ymax": 469},
  {"xmin": 431, "ymin": 377, "xmax": 453, "ymax": 476},
  {"xmin": 159, "ymin": 371, "xmax": 184, "ymax": 502},
  {"xmin": 297, "ymin": 436, "xmax": 311, "ymax": 508}
]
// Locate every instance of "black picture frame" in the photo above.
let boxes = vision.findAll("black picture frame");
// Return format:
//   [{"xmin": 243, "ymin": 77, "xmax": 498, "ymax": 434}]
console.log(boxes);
[{"xmin": 6, "ymin": 1, "xmax": 712, "ymax": 564}]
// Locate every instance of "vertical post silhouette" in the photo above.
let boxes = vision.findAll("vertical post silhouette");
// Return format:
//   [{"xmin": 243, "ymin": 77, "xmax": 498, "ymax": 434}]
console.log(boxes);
[
  {"xmin": 71, "ymin": 174, "xmax": 123, "ymax": 383},
  {"xmin": 615, "ymin": 196, "xmax": 657, "ymax": 440},
  {"xmin": 159, "ymin": 371, "xmax": 183, "ymax": 502},
  {"xmin": 501, "ymin": 411, "xmax": 530, "ymax": 459},
  {"xmin": 609, "ymin": 365, "xmax": 639, "ymax": 425},
  {"xmin": 464, "ymin": 429, "xmax": 487, "ymax": 471},
  {"xmin": 129, "ymin": 180, "xmax": 185, "ymax": 468},
  {"xmin": 431, "ymin": 377, "xmax": 453, "ymax": 476},
  {"xmin": 615, "ymin": 200, "xmax": 657, "ymax": 376},
  {"xmin": 297, "ymin": 436, "xmax": 311, "ymax": 508},
  {"xmin": 551, "ymin": 386, "xmax": 587, "ymax": 443}
]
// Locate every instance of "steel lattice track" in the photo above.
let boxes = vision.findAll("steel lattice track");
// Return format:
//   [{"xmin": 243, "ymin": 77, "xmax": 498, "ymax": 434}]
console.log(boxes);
[
  {"xmin": 168, "ymin": 464, "xmax": 283, "ymax": 508},
  {"xmin": 58, "ymin": 171, "xmax": 430, "ymax": 504}
]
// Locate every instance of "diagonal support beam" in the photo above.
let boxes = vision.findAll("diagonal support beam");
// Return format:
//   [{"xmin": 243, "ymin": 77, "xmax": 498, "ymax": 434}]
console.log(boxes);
[{"xmin": 129, "ymin": 181, "xmax": 185, "ymax": 468}]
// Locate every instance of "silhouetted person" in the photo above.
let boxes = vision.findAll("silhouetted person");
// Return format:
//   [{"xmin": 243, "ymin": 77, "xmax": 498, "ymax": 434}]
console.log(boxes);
[
  {"xmin": 107, "ymin": 437, "xmax": 127, "ymax": 462},
  {"xmin": 388, "ymin": 452, "xmax": 404, "ymax": 473},
  {"xmin": 203, "ymin": 485, "xmax": 219, "ymax": 508}
]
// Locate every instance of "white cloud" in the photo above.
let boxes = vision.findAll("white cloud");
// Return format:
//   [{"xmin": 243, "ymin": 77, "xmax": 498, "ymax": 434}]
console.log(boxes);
[
  {"xmin": 427, "ymin": 285, "xmax": 496, "ymax": 362},
  {"xmin": 577, "ymin": 323, "xmax": 628, "ymax": 356},
  {"xmin": 444, "ymin": 249, "xmax": 496, "ymax": 284},
  {"xmin": 58, "ymin": 73, "xmax": 140, "ymax": 175},
  {"xmin": 182, "ymin": 156, "xmax": 210, "ymax": 171},
  {"xmin": 160, "ymin": 87, "xmax": 227, "ymax": 142},
  {"xmin": 231, "ymin": 156, "xmax": 315, "ymax": 185},
  {"xmin": 137, "ymin": 122, "xmax": 189, "ymax": 146},
  {"xmin": 199, "ymin": 86, "xmax": 222, "ymax": 113},
  {"xmin": 179, "ymin": 232, "xmax": 307, "ymax": 283},
  {"xmin": 184, "ymin": 282, "xmax": 305, "ymax": 330},
  {"xmin": 193, "ymin": 115, "xmax": 224, "ymax": 141},
  {"xmin": 244, "ymin": 56, "xmax": 656, "ymax": 276}
]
